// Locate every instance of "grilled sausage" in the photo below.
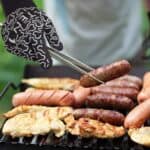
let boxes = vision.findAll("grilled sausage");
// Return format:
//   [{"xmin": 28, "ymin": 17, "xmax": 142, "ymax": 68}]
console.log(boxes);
[
  {"xmin": 91, "ymin": 85, "xmax": 138, "ymax": 100},
  {"xmin": 118, "ymin": 75, "xmax": 142, "ymax": 87},
  {"xmin": 105, "ymin": 80, "xmax": 140, "ymax": 91},
  {"xmin": 80, "ymin": 60, "xmax": 131, "ymax": 87},
  {"xmin": 138, "ymin": 72, "xmax": 150, "ymax": 103},
  {"xmin": 124, "ymin": 99, "xmax": 150, "ymax": 129},
  {"xmin": 140, "ymin": 72, "xmax": 150, "ymax": 88},
  {"xmin": 73, "ymin": 108, "xmax": 125, "ymax": 126},
  {"xmin": 12, "ymin": 90, "xmax": 75, "ymax": 107},
  {"xmin": 137, "ymin": 88, "xmax": 150, "ymax": 103},
  {"xmin": 86, "ymin": 93, "xmax": 135, "ymax": 110}
]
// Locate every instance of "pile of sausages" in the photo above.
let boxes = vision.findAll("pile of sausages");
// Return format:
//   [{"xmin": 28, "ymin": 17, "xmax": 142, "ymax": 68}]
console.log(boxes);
[
  {"xmin": 86, "ymin": 75, "xmax": 141, "ymax": 110},
  {"xmin": 79, "ymin": 75, "xmax": 141, "ymax": 126},
  {"xmin": 77, "ymin": 60, "xmax": 142, "ymax": 127},
  {"xmin": 12, "ymin": 60, "xmax": 143, "ymax": 128}
]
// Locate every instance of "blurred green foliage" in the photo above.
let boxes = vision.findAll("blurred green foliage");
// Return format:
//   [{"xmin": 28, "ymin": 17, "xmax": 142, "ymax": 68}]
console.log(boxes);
[
  {"xmin": 0, "ymin": 0, "xmax": 43, "ymax": 126},
  {"xmin": 142, "ymin": 4, "xmax": 150, "ymax": 58}
]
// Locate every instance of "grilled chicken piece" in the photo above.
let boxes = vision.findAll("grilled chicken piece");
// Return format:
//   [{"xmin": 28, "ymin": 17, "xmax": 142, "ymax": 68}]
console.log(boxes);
[
  {"xmin": 50, "ymin": 119, "xmax": 65, "ymax": 137},
  {"xmin": 3, "ymin": 111, "xmax": 65, "ymax": 138},
  {"xmin": 128, "ymin": 127, "xmax": 150, "ymax": 147},
  {"xmin": 22, "ymin": 78, "xmax": 79, "ymax": 91},
  {"xmin": 64, "ymin": 115, "xmax": 125, "ymax": 138},
  {"xmin": 3, "ymin": 112, "xmax": 51, "ymax": 137},
  {"xmin": 4, "ymin": 105, "xmax": 73, "ymax": 119}
]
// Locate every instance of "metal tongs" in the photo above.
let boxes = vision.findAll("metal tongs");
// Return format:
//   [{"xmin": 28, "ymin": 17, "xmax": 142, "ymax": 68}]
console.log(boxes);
[{"xmin": 46, "ymin": 46, "xmax": 104, "ymax": 84}]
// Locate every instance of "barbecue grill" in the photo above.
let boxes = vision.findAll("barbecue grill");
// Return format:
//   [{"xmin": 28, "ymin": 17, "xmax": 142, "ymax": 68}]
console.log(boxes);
[{"xmin": 0, "ymin": 64, "xmax": 150, "ymax": 150}]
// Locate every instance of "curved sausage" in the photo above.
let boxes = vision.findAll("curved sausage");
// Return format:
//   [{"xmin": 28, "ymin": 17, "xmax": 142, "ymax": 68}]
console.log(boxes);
[
  {"xmin": 12, "ymin": 90, "xmax": 75, "ymax": 107},
  {"xmin": 80, "ymin": 60, "xmax": 131, "ymax": 87},
  {"xmin": 142, "ymin": 72, "xmax": 150, "ymax": 88},
  {"xmin": 137, "ymin": 88, "xmax": 150, "ymax": 103},
  {"xmin": 137, "ymin": 72, "xmax": 150, "ymax": 103},
  {"xmin": 91, "ymin": 85, "xmax": 138, "ymax": 100},
  {"xmin": 86, "ymin": 93, "xmax": 135, "ymax": 110},
  {"xmin": 73, "ymin": 108, "xmax": 125, "ymax": 126},
  {"xmin": 124, "ymin": 99, "xmax": 150, "ymax": 129}
]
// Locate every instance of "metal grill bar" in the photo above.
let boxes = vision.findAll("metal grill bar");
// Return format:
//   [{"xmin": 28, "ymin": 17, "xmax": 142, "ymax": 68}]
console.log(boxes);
[
  {"xmin": 31, "ymin": 135, "xmax": 38, "ymax": 144},
  {"xmin": 18, "ymin": 137, "xmax": 24, "ymax": 144},
  {"xmin": 0, "ymin": 82, "xmax": 18, "ymax": 101},
  {"xmin": 0, "ymin": 135, "xmax": 7, "ymax": 141}
]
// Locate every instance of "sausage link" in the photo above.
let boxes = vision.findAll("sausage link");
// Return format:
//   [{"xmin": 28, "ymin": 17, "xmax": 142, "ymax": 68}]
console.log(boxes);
[
  {"xmin": 105, "ymin": 80, "xmax": 140, "ymax": 91},
  {"xmin": 124, "ymin": 99, "xmax": 150, "ymax": 129},
  {"xmin": 80, "ymin": 60, "xmax": 131, "ymax": 87},
  {"xmin": 118, "ymin": 75, "xmax": 142, "ymax": 87},
  {"xmin": 86, "ymin": 93, "xmax": 135, "ymax": 110},
  {"xmin": 91, "ymin": 85, "xmax": 138, "ymax": 100},
  {"xmin": 137, "ymin": 72, "xmax": 150, "ymax": 103},
  {"xmin": 139, "ymin": 72, "xmax": 150, "ymax": 88},
  {"xmin": 73, "ymin": 108, "xmax": 125, "ymax": 126},
  {"xmin": 12, "ymin": 90, "xmax": 75, "ymax": 107}
]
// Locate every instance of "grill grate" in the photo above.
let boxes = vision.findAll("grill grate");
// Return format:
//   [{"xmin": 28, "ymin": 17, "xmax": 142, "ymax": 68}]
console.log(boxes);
[{"xmin": 0, "ymin": 133, "xmax": 149, "ymax": 150}]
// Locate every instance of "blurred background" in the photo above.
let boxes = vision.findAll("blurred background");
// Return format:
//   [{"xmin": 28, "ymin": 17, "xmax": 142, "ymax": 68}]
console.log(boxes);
[{"xmin": 0, "ymin": 0, "xmax": 149, "ymax": 127}]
